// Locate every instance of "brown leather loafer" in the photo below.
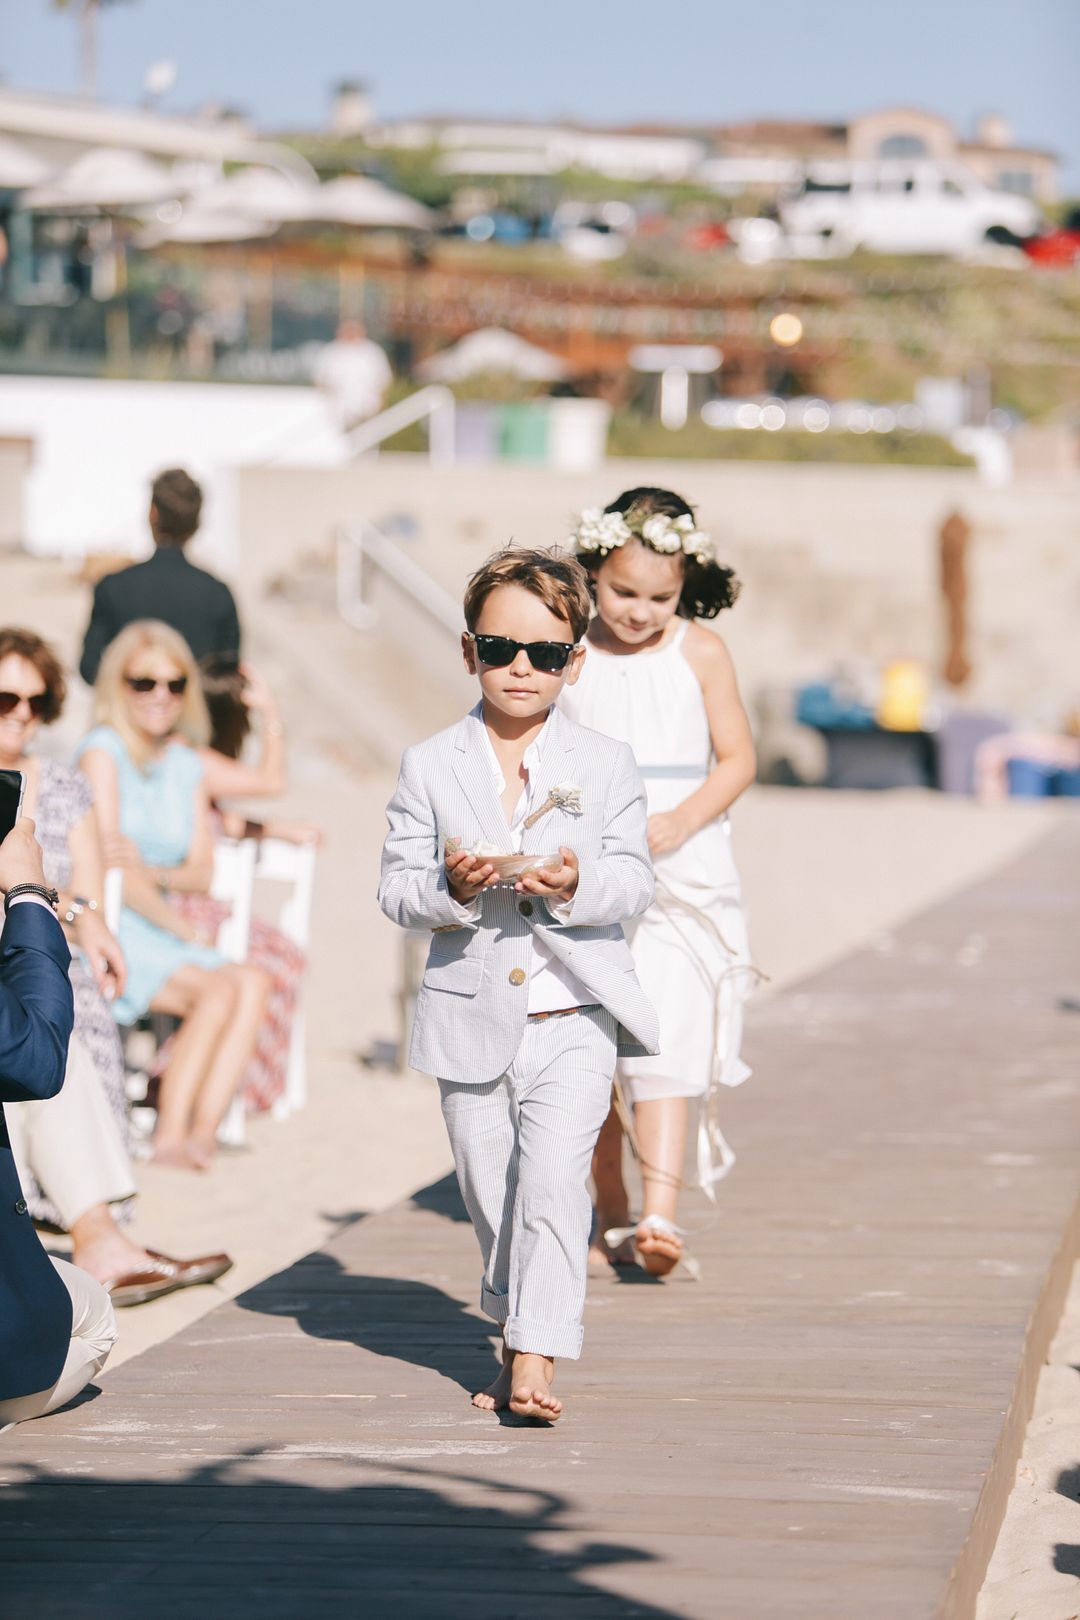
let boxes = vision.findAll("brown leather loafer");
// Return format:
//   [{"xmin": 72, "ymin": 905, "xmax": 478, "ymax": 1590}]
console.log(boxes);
[
  {"xmin": 106, "ymin": 1251, "xmax": 233, "ymax": 1308},
  {"xmin": 144, "ymin": 1250, "xmax": 233, "ymax": 1285}
]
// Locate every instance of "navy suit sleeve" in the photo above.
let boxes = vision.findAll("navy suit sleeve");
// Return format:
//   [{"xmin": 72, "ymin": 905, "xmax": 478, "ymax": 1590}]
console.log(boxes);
[
  {"xmin": 0, "ymin": 905, "xmax": 74, "ymax": 1104},
  {"xmin": 79, "ymin": 577, "xmax": 118, "ymax": 685}
]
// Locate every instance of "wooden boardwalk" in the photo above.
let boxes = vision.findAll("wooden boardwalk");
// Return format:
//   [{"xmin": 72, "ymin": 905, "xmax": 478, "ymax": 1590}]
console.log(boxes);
[{"xmin": 2, "ymin": 823, "xmax": 1078, "ymax": 1620}]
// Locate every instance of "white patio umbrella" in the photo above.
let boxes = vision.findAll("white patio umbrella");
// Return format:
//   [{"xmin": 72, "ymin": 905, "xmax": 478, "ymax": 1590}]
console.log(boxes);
[
  {"xmin": 136, "ymin": 206, "xmax": 279, "ymax": 246},
  {"xmin": 25, "ymin": 147, "xmax": 179, "ymax": 212},
  {"xmin": 418, "ymin": 327, "xmax": 568, "ymax": 383},
  {"xmin": 0, "ymin": 135, "xmax": 51, "ymax": 190},
  {"xmin": 312, "ymin": 175, "xmax": 434, "ymax": 229},
  {"xmin": 189, "ymin": 167, "xmax": 322, "ymax": 224}
]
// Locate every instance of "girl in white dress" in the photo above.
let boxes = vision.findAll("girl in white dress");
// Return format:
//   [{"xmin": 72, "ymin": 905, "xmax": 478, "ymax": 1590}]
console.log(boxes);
[{"xmin": 560, "ymin": 487, "xmax": 756, "ymax": 1276}]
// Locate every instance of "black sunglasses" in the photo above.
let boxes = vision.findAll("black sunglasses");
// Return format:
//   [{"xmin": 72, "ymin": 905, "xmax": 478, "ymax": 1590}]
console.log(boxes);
[
  {"xmin": 467, "ymin": 634, "xmax": 578, "ymax": 674},
  {"xmin": 0, "ymin": 691, "xmax": 49, "ymax": 718},
  {"xmin": 125, "ymin": 675, "xmax": 188, "ymax": 696}
]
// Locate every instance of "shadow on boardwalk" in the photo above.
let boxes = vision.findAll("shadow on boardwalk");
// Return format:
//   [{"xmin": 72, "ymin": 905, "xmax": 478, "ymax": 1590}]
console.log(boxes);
[
  {"xmin": 1, "ymin": 1457, "xmax": 680, "ymax": 1620},
  {"xmin": 409, "ymin": 1171, "xmax": 470, "ymax": 1223},
  {"xmin": 237, "ymin": 1249, "xmax": 502, "ymax": 1396}
]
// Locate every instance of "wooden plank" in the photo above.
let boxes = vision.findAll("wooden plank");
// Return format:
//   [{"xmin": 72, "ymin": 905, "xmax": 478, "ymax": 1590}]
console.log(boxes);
[{"xmin": 1, "ymin": 824, "xmax": 1078, "ymax": 1620}]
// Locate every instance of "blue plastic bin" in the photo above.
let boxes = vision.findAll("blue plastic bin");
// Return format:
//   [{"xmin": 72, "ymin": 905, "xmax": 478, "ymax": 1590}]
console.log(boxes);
[
  {"xmin": 1052, "ymin": 768, "xmax": 1080, "ymax": 798},
  {"xmin": 1006, "ymin": 759, "xmax": 1058, "ymax": 798}
]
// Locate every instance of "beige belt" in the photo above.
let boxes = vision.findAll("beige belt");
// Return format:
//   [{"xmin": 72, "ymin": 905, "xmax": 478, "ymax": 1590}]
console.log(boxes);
[{"xmin": 527, "ymin": 1003, "xmax": 598, "ymax": 1023}]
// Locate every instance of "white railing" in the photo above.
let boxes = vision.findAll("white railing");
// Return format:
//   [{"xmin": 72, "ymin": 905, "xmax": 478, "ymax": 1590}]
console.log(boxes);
[
  {"xmin": 344, "ymin": 384, "xmax": 456, "ymax": 466},
  {"xmin": 336, "ymin": 519, "xmax": 461, "ymax": 635}
]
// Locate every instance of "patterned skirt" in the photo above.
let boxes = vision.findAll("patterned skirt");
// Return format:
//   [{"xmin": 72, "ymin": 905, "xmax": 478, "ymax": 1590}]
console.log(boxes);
[
  {"xmin": 150, "ymin": 894, "xmax": 305, "ymax": 1112},
  {"xmin": 25, "ymin": 958, "xmax": 133, "ymax": 1228}
]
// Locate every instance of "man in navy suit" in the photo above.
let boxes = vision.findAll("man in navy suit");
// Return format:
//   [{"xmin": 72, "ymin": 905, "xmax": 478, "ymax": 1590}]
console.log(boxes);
[
  {"xmin": 0, "ymin": 817, "xmax": 117, "ymax": 1427},
  {"xmin": 79, "ymin": 467, "xmax": 242, "ymax": 685}
]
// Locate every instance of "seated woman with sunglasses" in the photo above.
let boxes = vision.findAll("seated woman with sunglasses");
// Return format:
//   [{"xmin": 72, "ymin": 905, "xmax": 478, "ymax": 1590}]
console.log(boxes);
[
  {"xmin": 0, "ymin": 626, "xmax": 232, "ymax": 1294},
  {"xmin": 147, "ymin": 655, "xmax": 317, "ymax": 1115},
  {"xmin": 78, "ymin": 622, "xmax": 270, "ymax": 1170}
]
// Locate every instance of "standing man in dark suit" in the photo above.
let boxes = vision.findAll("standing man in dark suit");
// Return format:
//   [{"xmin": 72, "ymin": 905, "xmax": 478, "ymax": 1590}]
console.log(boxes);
[
  {"xmin": 79, "ymin": 468, "xmax": 242, "ymax": 686},
  {"xmin": 0, "ymin": 817, "xmax": 117, "ymax": 1427}
]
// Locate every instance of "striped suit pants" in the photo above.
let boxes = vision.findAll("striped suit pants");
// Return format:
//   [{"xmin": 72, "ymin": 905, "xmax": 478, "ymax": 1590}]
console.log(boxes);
[{"xmin": 438, "ymin": 1006, "xmax": 617, "ymax": 1361}]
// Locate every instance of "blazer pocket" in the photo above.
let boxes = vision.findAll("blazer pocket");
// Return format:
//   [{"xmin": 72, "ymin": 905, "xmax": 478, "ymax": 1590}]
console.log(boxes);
[{"xmin": 422, "ymin": 954, "xmax": 485, "ymax": 996}]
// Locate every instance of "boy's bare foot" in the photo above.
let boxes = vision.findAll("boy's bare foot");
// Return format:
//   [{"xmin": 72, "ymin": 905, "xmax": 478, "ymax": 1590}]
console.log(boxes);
[
  {"xmin": 635, "ymin": 1214, "xmax": 684, "ymax": 1277},
  {"xmin": 472, "ymin": 1344, "xmax": 513, "ymax": 1411},
  {"xmin": 509, "ymin": 1353, "xmax": 561, "ymax": 1422}
]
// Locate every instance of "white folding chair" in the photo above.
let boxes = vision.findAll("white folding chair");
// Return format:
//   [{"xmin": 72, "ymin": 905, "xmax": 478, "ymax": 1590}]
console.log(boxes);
[
  {"xmin": 209, "ymin": 838, "xmax": 258, "ymax": 1146},
  {"xmin": 210, "ymin": 838, "xmax": 257, "ymax": 961},
  {"xmin": 103, "ymin": 865, "xmax": 124, "ymax": 936},
  {"xmin": 251, "ymin": 837, "xmax": 317, "ymax": 1119}
]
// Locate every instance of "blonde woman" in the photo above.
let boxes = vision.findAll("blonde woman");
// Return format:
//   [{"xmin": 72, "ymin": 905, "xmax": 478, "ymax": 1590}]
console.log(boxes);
[{"xmin": 78, "ymin": 622, "xmax": 269, "ymax": 1170}]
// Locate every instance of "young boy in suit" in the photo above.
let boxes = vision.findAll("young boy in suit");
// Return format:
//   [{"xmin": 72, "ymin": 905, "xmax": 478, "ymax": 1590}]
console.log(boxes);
[{"xmin": 379, "ymin": 548, "xmax": 658, "ymax": 1422}]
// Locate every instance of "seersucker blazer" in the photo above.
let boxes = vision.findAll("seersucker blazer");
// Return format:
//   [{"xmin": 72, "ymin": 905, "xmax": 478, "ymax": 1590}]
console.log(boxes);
[{"xmin": 379, "ymin": 704, "xmax": 660, "ymax": 1084}]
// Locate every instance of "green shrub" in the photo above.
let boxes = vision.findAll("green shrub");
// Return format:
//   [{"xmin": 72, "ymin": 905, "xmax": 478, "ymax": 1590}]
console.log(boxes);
[{"xmin": 607, "ymin": 415, "xmax": 975, "ymax": 466}]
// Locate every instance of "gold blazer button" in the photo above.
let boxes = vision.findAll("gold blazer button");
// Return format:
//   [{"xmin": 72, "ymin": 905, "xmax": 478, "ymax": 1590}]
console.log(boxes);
[{"xmin": 508, "ymin": 968, "xmax": 526, "ymax": 986}]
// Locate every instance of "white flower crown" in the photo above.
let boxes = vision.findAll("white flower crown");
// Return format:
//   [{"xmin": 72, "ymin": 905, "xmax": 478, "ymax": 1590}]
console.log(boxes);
[{"xmin": 569, "ymin": 505, "xmax": 715, "ymax": 565}]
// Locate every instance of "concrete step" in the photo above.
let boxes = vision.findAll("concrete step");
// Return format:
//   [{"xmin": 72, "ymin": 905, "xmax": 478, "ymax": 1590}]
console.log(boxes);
[{"xmin": 250, "ymin": 549, "xmax": 473, "ymax": 775}]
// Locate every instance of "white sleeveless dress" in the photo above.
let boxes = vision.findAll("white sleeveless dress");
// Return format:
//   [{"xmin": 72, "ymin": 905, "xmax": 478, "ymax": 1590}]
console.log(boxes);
[{"xmin": 560, "ymin": 620, "xmax": 755, "ymax": 1191}]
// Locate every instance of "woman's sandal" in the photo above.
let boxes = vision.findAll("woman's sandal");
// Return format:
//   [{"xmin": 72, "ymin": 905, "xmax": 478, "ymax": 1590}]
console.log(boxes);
[{"xmin": 603, "ymin": 1214, "xmax": 702, "ymax": 1281}]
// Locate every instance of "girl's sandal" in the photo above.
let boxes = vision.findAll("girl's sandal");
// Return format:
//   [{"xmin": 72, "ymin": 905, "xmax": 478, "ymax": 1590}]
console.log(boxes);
[
  {"xmin": 588, "ymin": 1218, "xmax": 637, "ymax": 1274},
  {"xmin": 604, "ymin": 1214, "xmax": 702, "ymax": 1282}
]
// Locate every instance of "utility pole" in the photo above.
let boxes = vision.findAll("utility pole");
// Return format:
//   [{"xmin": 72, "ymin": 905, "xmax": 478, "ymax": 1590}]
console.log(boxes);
[
  {"xmin": 53, "ymin": 0, "xmax": 111, "ymax": 99},
  {"xmin": 79, "ymin": 0, "xmax": 100, "ymax": 98}
]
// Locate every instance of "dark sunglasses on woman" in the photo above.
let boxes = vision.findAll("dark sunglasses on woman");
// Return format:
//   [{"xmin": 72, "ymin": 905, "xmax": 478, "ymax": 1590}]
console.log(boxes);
[
  {"xmin": 0, "ymin": 691, "xmax": 49, "ymax": 718},
  {"xmin": 465, "ymin": 634, "xmax": 578, "ymax": 674},
  {"xmin": 124, "ymin": 675, "xmax": 188, "ymax": 696}
]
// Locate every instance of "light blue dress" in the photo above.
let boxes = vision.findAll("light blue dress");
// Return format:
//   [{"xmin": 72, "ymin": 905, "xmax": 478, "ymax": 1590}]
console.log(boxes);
[{"xmin": 76, "ymin": 726, "xmax": 223, "ymax": 1026}]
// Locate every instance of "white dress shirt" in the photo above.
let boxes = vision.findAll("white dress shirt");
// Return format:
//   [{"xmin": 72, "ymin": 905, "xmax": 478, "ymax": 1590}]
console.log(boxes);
[{"xmin": 473, "ymin": 712, "xmax": 592, "ymax": 1015}]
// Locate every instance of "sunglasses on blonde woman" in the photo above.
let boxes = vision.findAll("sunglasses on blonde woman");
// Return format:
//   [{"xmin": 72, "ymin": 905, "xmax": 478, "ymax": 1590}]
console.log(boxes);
[
  {"xmin": 124, "ymin": 675, "xmax": 188, "ymax": 696},
  {"xmin": 0, "ymin": 691, "xmax": 49, "ymax": 718}
]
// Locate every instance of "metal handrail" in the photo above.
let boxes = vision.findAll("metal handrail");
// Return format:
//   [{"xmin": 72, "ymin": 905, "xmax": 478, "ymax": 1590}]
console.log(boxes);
[
  {"xmin": 336, "ymin": 519, "xmax": 461, "ymax": 634},
  {"xmin": 344, "ymin": 384, "xmax": 456, "ymax": 466}
]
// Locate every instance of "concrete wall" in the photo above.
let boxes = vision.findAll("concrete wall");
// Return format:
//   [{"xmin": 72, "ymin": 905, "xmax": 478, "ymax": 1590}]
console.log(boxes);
[
  {"xmin": 233, "ymin": 456, "xmax": 1080, "ymax": 727},
  {"xmin": 0, "ymin": 377, "xmax": 346, "ymax": 567},
  {"xmin": 0, "ymin": 437, "xmax": 32, "ymax": 548}
]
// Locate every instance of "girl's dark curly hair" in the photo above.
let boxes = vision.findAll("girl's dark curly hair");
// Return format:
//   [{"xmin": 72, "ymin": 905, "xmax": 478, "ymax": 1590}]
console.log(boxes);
[
  {"xmin": 198, "ymin": 653, "xmax": 250, "ymax": 760},
  {"xmin": 588, "ymin": 486, "xmax": 740, "ymax": 620}
]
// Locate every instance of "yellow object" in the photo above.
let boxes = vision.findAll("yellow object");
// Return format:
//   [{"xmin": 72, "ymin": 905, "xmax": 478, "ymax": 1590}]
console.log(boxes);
[
  {"xmin": 509, "ymin": 968, "xmax": 527, "ymax": 986},
  {"xmin": 878, "ymin": 660, "xmax": 930, "ymax": 731},
  {"xmin": 770, "ymin": 312, "xmax": 804, "ymax": 347}
]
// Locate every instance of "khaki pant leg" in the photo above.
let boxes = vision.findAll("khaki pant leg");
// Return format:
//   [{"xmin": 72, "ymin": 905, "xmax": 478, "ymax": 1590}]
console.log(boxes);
[
  {"xmin": 5, "ymin": 1035, "xmax": 136, "ymax": 1231},
  {"xmin": 0, "ymin": 1258, "xmax": 118, "ymax": 1427}
]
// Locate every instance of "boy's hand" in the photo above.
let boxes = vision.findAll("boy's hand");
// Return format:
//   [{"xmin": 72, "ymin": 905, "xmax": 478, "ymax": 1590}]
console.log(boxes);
[
  {"xmin": 516, "ymin": 846, "xmax": 579, "ymax": 906},
  {"xmin": 445, "ymin": 843, "xmax": 498, "ymax": 905}
]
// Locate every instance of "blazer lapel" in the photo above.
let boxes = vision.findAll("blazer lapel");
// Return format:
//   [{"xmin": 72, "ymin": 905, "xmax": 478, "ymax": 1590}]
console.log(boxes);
[
  {"xmin": 452, "ymin": 711, "xmax": 511, "ymax": 850},
  {"xmin": 522, "ymin": 708, "xmax": 579, "ymax": 854}
]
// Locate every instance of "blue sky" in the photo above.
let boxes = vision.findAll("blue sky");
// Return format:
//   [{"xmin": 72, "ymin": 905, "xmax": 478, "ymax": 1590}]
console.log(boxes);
[{"xmin": 3, "ymin": 0, "xmax": 1078, "ymax": 186}]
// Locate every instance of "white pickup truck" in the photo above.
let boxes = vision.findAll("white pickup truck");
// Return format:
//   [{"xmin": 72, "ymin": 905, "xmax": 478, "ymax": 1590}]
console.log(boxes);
[{"xmin": 780, "ymin": 161, "xmax": 1041, "ymax": 256}]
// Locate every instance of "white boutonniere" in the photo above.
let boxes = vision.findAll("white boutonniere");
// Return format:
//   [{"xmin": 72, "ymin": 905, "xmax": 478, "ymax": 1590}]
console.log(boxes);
[{"xmin": 523, "ymin": 782, "xmax": 584, "ymax": 830}]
